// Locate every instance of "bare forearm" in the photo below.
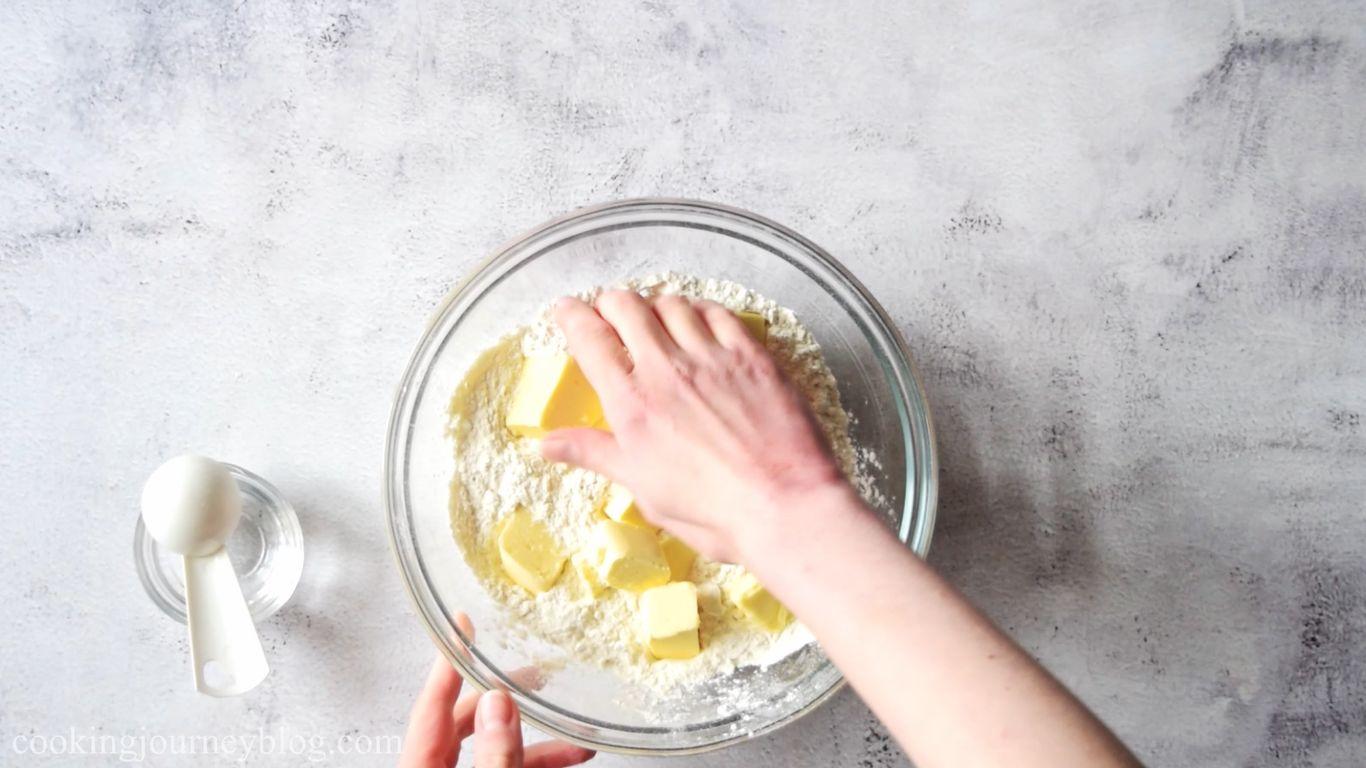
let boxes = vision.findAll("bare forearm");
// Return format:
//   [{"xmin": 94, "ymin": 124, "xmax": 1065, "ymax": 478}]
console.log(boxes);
[
  {"xmin": 541, "ymin": 292, "xmax": 1137, "ymax": 765},
  {"xmin": 742, "ymin": 486, "xmax": 1140, "ymax": 768}
]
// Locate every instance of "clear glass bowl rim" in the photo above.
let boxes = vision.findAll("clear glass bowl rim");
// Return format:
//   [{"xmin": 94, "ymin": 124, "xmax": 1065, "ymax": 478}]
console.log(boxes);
[{"xmin": 383, "ymin": 197, "xmax": 938, "ymax": 755}]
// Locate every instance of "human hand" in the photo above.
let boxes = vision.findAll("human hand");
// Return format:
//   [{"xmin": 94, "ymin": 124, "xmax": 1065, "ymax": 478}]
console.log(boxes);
[
  {"xmin": 397, "ymin": 654, "xmax": 594, "ymax": 768},
  {"xmin": 540, "ymin": 291, "xmax": 857, "ymax": 564}
]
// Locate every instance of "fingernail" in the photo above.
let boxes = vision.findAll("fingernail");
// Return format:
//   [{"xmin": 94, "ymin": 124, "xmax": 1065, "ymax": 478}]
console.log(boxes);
[{"xmin": 478, "ymin": 690, "xmax": 515, "ymax": 729}]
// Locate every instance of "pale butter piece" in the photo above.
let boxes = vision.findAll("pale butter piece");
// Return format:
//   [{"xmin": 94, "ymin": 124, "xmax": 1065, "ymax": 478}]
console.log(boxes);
[
  {"xmin": 735, "ymin": 310, "xmax": 768, "ymax": 344},
  {"xmin": 725, "ymin": 572, "xmax": 791, "ymax": 631},
  {"xmin": 497, "ymin": 510, "xmax": 565, "ymax": 594},
  {"xmin": 658, "ymin": 533, "xmax": 697, "ymax": 582},
  {"xmin": 505, "ymin": 353, "xmax": 604, "ymax": 438},
  {"xmin": 592, "ymin": 519, "xmax": 670, "ymax": 592},
  {"xmin": 601, "ymin": 483, "xmax": 655, "ymax": 530},
  {"xmin": 570, "ymin": 551, "xmax": 604, "ymax": 601},
  {"xmin": 641, "ymin": 581, "xmax": 701, "ymax": 660}
]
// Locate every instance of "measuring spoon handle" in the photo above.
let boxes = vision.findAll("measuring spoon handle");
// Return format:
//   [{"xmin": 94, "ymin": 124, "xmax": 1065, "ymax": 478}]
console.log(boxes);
[{"xmin": 183, "ymin": 548, "xmax": 269, "ymax": 696}]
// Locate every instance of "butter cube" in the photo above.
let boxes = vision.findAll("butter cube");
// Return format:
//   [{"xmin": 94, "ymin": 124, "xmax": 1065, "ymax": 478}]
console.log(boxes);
[
  {"xmin": 592, "ymin": 520, "xmax": 670, "ymax": 592},
  {"xmin": 601, "ymin": 483, "xmax": 654, "ymax": 530},
  {"xmin": 505, "ymin": 354, "xmax": 604, "ymax": 438},
  {"xmin": 570, "ymin": 551, "xmax": 604, "ymax": 601},
  {"xmin": 725, "ymin": 572, "xmax": 791, "ymax": 631},
  {"xmin": 497, "ymin": 510, "xmax": 565, "ymax": 594},
  {"xmin": 736, "ymin": 310, "xmax": 768, "ymax": 344},
  {"xmin": 658, "ymin": 533, "xmax": 697, "ymax": 582},
  {"xmin": 641, "ymin": 582, "xmax": 701, "ymax": 660}
]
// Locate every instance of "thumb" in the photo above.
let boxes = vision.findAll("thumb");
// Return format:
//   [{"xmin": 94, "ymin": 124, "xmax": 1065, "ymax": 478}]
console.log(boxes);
[
  {"xmin": 539, "ymin": 428, "xmax": 623, "ymax": 478},
  {"xmin": 474, "ymin": 690, "xmax": 523, "ymax": 768}
]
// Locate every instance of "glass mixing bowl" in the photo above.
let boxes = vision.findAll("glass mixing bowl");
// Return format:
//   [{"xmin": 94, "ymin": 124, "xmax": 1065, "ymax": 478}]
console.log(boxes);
[{"xmin": 384, "ymin": 199, "xmax": 937, "ymax": 754}]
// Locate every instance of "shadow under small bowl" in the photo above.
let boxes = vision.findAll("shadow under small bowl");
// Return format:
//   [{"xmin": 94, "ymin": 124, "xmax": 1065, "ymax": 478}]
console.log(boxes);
[
  {"xmin": 385, "ymin": 199, "xmax": 937, "ymax": 755},
  {"xmin": 134, "ymin": 464, "xmax": 304, "ymax": 623}
]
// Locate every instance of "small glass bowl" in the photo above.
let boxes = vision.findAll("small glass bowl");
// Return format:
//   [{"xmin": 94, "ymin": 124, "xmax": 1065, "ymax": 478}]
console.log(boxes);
[{"xmin": 134, "ymin": 464, "xmax": 304, "ymax": 623}]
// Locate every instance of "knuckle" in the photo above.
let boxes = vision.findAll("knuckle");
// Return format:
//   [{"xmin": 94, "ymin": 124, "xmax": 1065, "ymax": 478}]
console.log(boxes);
[
  {"xmin": 669, "ymin": 355, "xmax": 699, "ymax": 384},
  {"xmin": 716, "ymin": 347, "xmax": 751, "ymax": 371},
  {"xmin": 730, "ymin": 344, "xmax": 777, "ymax": 375},
  {"xmin": 749, "ymin": 353, "xmax": 780, "ymax": 379},
  {"xmin": 615, "ymin": 408, "xmax": 648, "ymax": 435},
  {"xmin": 609, "ymin": 386, "xmax": 649, "ymax": 431},
  {"xmin": 715, "ymin": 345, "xmax": 770, "ymax": 374}
]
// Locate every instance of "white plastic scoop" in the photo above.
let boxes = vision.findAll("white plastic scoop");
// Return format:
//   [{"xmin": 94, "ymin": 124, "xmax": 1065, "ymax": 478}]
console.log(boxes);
[{"xmin": 141, "ymin": 455, "xmax": 269, "ymax": 696}]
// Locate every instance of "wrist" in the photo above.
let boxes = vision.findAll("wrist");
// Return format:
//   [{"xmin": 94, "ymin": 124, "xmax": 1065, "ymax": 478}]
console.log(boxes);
[
  {"xmin": 735, "ymin": 479, "xmax": 917, "ymax": 637},
  {"xmin": 734, "ymin": 479, "xmax": 869, "ymax": 571}
]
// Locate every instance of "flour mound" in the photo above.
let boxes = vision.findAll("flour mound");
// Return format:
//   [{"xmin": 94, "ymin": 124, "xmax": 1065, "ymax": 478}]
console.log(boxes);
[{"xmin": 446, "ymin": 273, "xmax": 864, "ymax": 693}]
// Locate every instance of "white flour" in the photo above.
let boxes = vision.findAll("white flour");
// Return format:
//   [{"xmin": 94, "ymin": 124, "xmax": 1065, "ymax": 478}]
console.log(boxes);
[{"xmin": 446, "ymin": 273, "xmax": 865, "ymax": 694}]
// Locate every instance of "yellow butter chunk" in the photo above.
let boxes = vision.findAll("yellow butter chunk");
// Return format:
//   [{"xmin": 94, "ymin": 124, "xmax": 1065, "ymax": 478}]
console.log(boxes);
[
  {"xmin": 725, "ymin": 572, "xmax": 791, "ymax": 631},
  {"xmin": 570, "ymin": 551, "xmax": 604, "ymax": 601},
  {"xmin": 735, "ymin": 310, "xmax": 768, "ymax": 344},
  {"xmin": 641, "ymin": 582, "xmax": 701, "ymax": 660},
  {"xmin": 658, "ymin": 533, "xmax": 697, "ymax": 582},
  {"xmin": 505, "ymin": 354, "xmax": 604, "ymax": 438},
  {"xmin": 592, "ymin": 520, "xmax": 670, "ymax": 592},
  {"xmin": 601, "ymin": 483, "xmax": 655, "ymax": 530},
  {"xmin": 497, "ymin": 510, "xmax": 565, "ymax": 594}
]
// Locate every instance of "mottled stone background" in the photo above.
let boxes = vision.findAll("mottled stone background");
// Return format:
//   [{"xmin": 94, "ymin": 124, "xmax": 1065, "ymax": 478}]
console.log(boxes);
[{"xmin": 2, "ymin": 1, "xmax": 1364, "ymax": 766}]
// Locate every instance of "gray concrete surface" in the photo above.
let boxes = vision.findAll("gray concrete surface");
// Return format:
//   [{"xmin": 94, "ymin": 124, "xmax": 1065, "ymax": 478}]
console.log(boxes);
[{"xmin": 2, "ymin": 1, "xmax": 1364, "ymax": 765}]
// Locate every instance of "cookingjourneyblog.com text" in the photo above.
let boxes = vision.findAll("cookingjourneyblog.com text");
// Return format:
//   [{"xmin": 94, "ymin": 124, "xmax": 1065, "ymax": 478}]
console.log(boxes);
[{"xmin": 6, "ymin": 726, "xmax": 402, "ymax": 763}]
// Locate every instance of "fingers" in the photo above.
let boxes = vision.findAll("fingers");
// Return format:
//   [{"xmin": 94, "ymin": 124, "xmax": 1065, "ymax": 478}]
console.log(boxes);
[
  {"xmin": 507, "ymin": 665, "xmax": 548, "ymax": 691},
  {"xmin": 553, "ymin": 298, "xmax": 631, "ymax": 395},
  {"xmin": 652, "ymin": 294, "xmax": 716, "ymax": 353},
  {"xmin": 524, "ymin": 741, "xmax": 596, "ymax": 768},
  {"xmin": 540, "ymin": 428, "xmax": 624, "ymax": 479},
  {"xmin": 453, "ymin": 611, "xmax": 475, "ymax": 645},
  {"xmin": 595, "ymin": 290, "xmax": 677, "ymax": 363},
  {"xmin": 695, "ymin": 299, "xmax": 760, "ymax": 352},
  {"xmin": 451, "ymin": 688, "xmax": 480, "ymax": 743},
  {"xmin": 474, "ymin": 690, "xmax": 524, "ymax": 768},
  {"xmin": 412, "ymin": 656, "xmax": 464, "ymax": 722},
  {"xmin": 447, "ymin": 614, "xmax": 482, "ymax": 743},
  {"xmin": 398, "ymin": 656, "xmax": 464, "ymax": 768}
]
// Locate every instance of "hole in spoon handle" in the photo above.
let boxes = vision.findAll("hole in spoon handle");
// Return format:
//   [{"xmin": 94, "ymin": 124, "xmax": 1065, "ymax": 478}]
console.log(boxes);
[
  {"xmin": 200, "ymin": 660, "xmax": 237, "ymax": 691},
  {"xmin": 183, "ymin": 550, "xmax": 269, "ymax": 697}
]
